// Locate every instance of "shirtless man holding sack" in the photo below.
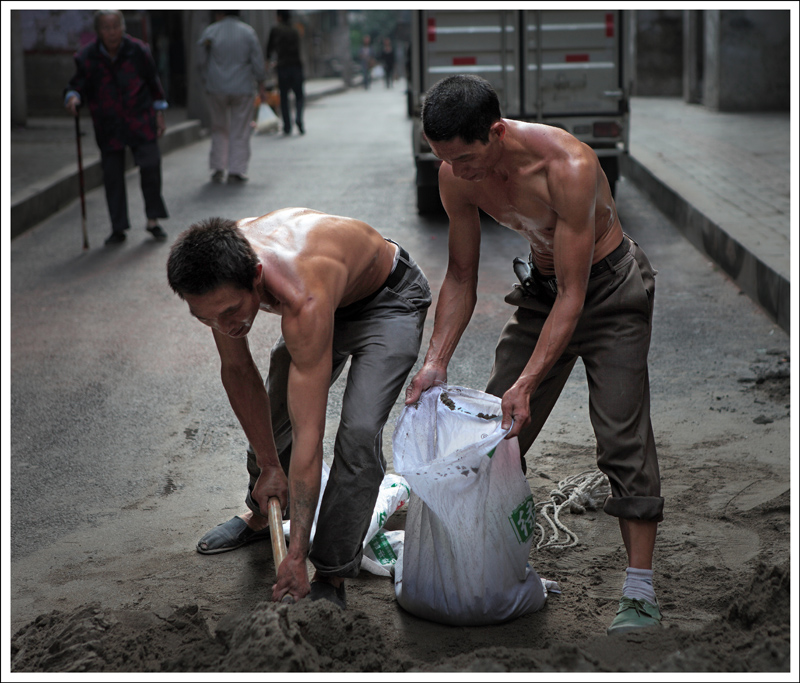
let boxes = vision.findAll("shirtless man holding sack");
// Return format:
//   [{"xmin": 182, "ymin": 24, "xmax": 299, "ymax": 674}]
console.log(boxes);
[{"xmin": 404, "ymin": 75, "xmax": 664, "ymax": 635}]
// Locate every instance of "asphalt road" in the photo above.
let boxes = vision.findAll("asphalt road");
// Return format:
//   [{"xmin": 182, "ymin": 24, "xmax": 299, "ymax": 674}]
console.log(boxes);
[{"xmin": 8, "ymin": 84, "xmax": 790, "ymax": 632}]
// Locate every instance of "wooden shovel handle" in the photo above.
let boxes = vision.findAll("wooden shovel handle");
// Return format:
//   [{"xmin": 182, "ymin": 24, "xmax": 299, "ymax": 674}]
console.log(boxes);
[
  {"xmin": 267, "ymin": 497, "xmax": 294, "ymax": 604},
  {"xmin": 267, "ymin": 497, "xmax": 287, "ymax": 567}
]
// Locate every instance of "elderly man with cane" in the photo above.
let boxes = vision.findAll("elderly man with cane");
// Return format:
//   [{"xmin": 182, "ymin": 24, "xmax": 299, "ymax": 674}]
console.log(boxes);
[{"xmin": 64, "ymin": 10, "xmax": 169, "ymax": 246}]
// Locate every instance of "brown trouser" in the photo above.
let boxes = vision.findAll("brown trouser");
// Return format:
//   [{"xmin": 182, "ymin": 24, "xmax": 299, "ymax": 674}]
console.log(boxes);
[{"xmin": 485, "ymin": 237, "xmax": 664, "ymax": 522}]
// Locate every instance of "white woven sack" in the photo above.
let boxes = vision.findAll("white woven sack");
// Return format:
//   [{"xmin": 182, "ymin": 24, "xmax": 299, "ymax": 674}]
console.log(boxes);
[
  {"xmin": 281, "ymin": 463, "xmax": 410, "ymax": 577},
  {"xmin": 393, "ymin": 384, "xmax": 546, "ymax": 625}
]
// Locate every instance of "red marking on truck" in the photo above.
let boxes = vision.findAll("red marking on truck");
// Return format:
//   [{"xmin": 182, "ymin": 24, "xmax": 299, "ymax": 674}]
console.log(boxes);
[
  {"xmin": 427, "ymin": 17, "xmax": 436, "ymax": 42},
  {"xmin": 453, "ymin": 57, "xmax": 477, "ymax": 66},
  {"xmin": 565, "ymin": 54, "xmax": 590, "ymax": 62},
  {"xmin": 606, "ymin": 13, "xmax": 615, "ymax": 37}
]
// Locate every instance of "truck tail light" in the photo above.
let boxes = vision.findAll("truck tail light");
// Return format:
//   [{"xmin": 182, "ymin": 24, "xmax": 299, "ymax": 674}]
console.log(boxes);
[
  {"xmin": 427, "ymin": 17, "xmax": 436, "ymax": 42},
  {"xmin": 606, "ymin": 13, "xmax": 615, "ymax": 37},
  {"xmin": 593, "ymin": 121, "xmax": 621, "ymax": 138}
]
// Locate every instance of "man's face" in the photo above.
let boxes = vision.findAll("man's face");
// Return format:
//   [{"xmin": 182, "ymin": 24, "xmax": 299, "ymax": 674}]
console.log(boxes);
[
  {"xmin": 185, "ymin": 283, "xmax": 261, "ymax": 338},
  {"xmin": 97, "ymin": 14, "xmax": 123, "ymax": 54},
  {"xmin": 427, "ymin": 133, "xmax": 499, "ymax": 182}
]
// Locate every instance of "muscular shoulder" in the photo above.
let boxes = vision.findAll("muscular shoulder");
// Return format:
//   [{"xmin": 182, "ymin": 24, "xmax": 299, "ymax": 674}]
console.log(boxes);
[
  {"xmin": 251, "ymin": 210, "xmax": 355, "ymax": 310},
  {"xmin": 437, "ymin": 162, "xmax": 478, "ymax": 209},
  {"xmin": 544, "ymin": 140, "xmax": 598, "ymax": 209}
]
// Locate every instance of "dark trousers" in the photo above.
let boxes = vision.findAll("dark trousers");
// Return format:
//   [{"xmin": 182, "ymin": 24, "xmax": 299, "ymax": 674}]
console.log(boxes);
[
  {"xmin": 100, "ymin": 142, "xmax": 168, "ymax": 234},
  {"xmin": 245, "ymin": 247, "xmax": 431, "ymax": 578},
  {"xmin": 276, "ymin": 65, "xmax": 305, "ymax": 134},
  {"xmin": 485, "ymin": 238, "xmax": 664, "ymax": 523}
]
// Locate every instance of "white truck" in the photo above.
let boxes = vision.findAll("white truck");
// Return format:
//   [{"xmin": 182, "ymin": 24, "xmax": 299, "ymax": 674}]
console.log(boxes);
[{"xmin": 409, "ymin": 9, "xmax": 631, "ymax": 213}]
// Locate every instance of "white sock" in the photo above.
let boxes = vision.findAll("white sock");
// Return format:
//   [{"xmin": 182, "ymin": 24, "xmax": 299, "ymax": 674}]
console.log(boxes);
[{"xmin": 622, "ymin": 567, "xmax": 657, "ymax": 604}]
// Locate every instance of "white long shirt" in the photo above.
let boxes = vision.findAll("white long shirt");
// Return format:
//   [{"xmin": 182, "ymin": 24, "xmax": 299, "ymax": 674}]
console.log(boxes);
[{"xmin": 197, "ymin": 16, "xmax": 266, "ymax": 96}]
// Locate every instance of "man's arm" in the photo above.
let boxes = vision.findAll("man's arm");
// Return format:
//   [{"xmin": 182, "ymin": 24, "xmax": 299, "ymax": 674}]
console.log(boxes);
[
  {"xmin": 195, "ymin": 28, "xmax": 211, "ymax": 85},
  {"xmin": 270, "ymin": 292, "xmax": 337, "ymax": 602},
  {"xmin": 65, "ymin": 52, "xmax": 87, "ymax": 116},
  {"xmin": 212, "ymin": 329, "xmax": 287, "ymax": 507},
  {"xmin": 248, "ymin": 29, "xmax": 267, "ymax": 87},
  {"xmin": 137, "ymin": 42, "xmax": 167, "ymax": 136},
  {"xmin": 265, "ymin": 28, "xmax": 276, "ymax": 63},
  {"xmin": 405, "ymin": 166, "xmax": 482, "ymax": 404},
  {"xmin": 500, "ymin": 156, "xmax": 597, "ymax": 437}
]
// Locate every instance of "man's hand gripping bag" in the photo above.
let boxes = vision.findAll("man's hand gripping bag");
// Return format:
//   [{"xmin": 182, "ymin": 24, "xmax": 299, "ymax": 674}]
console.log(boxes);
[{"xmin": 393, "ymin": 384, "xmax": 546, "ymax": 625}]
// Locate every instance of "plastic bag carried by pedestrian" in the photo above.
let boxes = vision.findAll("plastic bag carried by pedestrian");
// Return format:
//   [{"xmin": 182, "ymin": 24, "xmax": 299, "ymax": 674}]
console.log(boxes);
[
  {"xmin": 254, "ymin": 97, "xmax": 279, "ymax": 135},
  {"xmin": 392, "ymin": 384, "xmax": 552, "ymax": 625}
]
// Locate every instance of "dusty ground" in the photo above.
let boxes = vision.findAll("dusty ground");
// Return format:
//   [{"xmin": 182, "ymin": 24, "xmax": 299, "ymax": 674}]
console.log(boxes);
[
  {"xmin": 8, "ymin": 162, "xmax": 794, "ymax": 674},
  {"xmin": 10, "ymin": 350, "xmax": 792, "ymax": 673}
]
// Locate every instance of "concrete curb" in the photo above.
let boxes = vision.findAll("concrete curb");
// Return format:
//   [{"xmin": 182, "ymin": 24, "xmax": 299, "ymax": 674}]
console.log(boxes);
[
  {"xmin": 9, "ymin": 82, "xmax": 349, "ymax": 240},
  {"xmin": 10, "ymin": 119, "xmax": 206, "ymax": 239},
  {"xmin": 621, "ymin": 154, "xmax": 790, "ymax": 332}
]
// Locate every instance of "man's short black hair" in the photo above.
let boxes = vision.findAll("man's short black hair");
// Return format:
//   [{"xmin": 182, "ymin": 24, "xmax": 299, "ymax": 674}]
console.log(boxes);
[
  {"xmin": 422, "ymin": 74, "xmax": 502, "ymax": 144},
  {"xmin": 277, "ymin": 10, "xmax": 291, "ymax": 23},
  {"xmin": 167, "ymin": 217, "xmax": 259, "ymax": 299}
]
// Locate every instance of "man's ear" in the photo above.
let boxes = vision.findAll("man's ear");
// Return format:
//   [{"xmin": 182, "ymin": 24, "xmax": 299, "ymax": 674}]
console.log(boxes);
[
  {"xmin": 490, "ymin": 121, "xmax": 506, "ymax": 141},
  {"xmin": 253, "ymin": 262, "xmax": 263, "ymax": 287}
]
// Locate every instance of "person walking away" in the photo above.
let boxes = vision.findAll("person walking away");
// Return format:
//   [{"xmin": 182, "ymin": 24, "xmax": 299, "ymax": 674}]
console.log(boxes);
[
  {"xmin": 167, "ymin": 208, "xmax": 431, "ymax": 607},
  {"xmin": 359, "ymin": 35, "xmax": 374, "ymax": 90},
  {"xmin": 65, "ymin": 10, "xmax": 169, "ymax": 246},
  {"xmin": 265, "ymin": 10, "xmax": 305, "ymax": 136},
  {"xmin": 197, "ymin": 10, "xmax": 267, "ymax": 184},
  {"xmin": 380, "ymin": 37, "xmax": 395, "ymax": 88},
  {"xmin": 405, "ymin": 75, "xmax": 664, "ymax": 636}
]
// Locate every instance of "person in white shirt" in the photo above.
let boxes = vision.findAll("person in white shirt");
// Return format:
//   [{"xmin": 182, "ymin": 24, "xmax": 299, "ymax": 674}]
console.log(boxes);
[{"xmin": 197, "ymin": 11, "xmax": 267, "ymax": 184}]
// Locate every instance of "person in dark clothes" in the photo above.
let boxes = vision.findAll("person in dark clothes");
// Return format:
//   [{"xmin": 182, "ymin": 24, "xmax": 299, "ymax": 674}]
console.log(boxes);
[
  {"xmin": 265, "ymin": 10, "xmax": 305, "ymax": 136},
  {"xmin": 65, "ymin": 10, "xmax": 169, "ymax": 245},
  {"xmin": 380, "ymin": 37, "xmax": 395, "ymax": 88}
]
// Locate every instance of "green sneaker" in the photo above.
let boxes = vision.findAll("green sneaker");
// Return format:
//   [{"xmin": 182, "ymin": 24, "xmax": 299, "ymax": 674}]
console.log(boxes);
[{"xmin": 607, "ymin": 596, "xmax": 663, "ymax": 635}]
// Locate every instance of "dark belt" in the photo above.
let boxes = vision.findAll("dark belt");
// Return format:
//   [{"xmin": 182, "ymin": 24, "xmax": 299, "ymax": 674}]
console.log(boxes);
[
  {"xmin": 517, "ymin": 236, "xmax": 631, "ymax": 297},
  {"xmin": 336, "ymin": 242, "xmax": 410, "ymax": 318},
  {"xmin": 589, "ymin": 235, "xmax": 630, "ymax": 277}
]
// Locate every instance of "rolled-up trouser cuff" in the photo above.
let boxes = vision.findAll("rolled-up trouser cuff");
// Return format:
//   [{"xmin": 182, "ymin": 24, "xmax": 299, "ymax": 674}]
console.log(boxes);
[
  {"xmin": 309, "ymin": 552, "xmax": 364, "ymax": 580},
  {"xmin": 603, "ymin": 495, "xmax": 664, "ymax": 523}
]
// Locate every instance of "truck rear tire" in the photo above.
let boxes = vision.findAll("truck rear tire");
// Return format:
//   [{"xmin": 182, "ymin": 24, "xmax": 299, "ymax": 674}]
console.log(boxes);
[
  {"xmin": 599, "ymin": 157, "xmax": 619, "ymax": 198},
  {"xmin": 417, "ymin": 185, "xmax": 444, "ymax": 214}
]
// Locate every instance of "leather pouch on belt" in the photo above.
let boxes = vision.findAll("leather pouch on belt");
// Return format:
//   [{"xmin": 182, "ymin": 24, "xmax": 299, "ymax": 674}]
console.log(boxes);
[{"xmin": 513, "ymin": 257, "xmax": 539, "ymax": 297}]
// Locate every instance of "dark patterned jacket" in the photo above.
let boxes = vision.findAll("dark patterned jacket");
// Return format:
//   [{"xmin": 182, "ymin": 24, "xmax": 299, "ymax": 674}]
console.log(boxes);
[{"xmin": 67, "ymin": 35, "xmax": 165, "ymax": 152}]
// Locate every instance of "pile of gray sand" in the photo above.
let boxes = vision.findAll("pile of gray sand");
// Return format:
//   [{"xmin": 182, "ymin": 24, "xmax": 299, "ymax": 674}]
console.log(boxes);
[{"xmin": 11, "ymin": 563, "xmax": 790, "ymax": 673}]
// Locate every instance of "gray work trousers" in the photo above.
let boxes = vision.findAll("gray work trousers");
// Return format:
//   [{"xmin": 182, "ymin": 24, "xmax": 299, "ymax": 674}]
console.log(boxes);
[
  {"xmin": 485, "ymin": 236, "xmax": 664, "ymax": 522},
  {"xmin": 245, "ymin": 245, "xmax": 431, "ymax": 577}
]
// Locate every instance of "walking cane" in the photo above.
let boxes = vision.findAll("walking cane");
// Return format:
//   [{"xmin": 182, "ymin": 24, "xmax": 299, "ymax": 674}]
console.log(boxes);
[{"xmin": 74, "ymin": 108, "xmax": 90, "ymax": 250}]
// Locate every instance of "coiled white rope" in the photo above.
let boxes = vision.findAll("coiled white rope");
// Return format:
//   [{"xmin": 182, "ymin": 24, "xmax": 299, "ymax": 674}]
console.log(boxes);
[{"xmin": 535, "ymin": 470, "xmax": 611, "ymax": 549}]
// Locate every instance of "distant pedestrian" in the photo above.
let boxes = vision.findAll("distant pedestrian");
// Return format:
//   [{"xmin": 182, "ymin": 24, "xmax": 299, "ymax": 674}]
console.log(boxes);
[
  {"xmin": 266, "ymin": 10, "xmax": 305, "ymax": 136},
  {"xmin": 65, "ymin": 10, "xmax": 169, "ymax": 246},
  {"xmin": 197, "ymin": 10, "xmax": 267, "ymax": 184},
  {"xmin": 380, "ymin": 37, "xmax": 395, "ymax": 88},
  {"xmin": 359, "ymin": 35, "xmax": 374, "ymax": 90}
]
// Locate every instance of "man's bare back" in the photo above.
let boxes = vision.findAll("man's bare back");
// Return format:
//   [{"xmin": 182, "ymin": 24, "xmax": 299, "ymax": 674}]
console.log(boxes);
[
  {"xmin": 436, "ymin": 120, "xmax": 623, "ymax": 275},
  {"xmin": 236, "ymin": 208, "xmax": 397, "ymax": 314}
]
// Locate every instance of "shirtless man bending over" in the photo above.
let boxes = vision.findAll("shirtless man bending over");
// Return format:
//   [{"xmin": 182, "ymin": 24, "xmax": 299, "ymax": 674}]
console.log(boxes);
[
  {"xmin": 404, "ymin": 75, "xmax": 664, "ymax": 635},
  {"xmin": 168, "ymin": 208, "xmax": 431, "ymax": 606}
]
